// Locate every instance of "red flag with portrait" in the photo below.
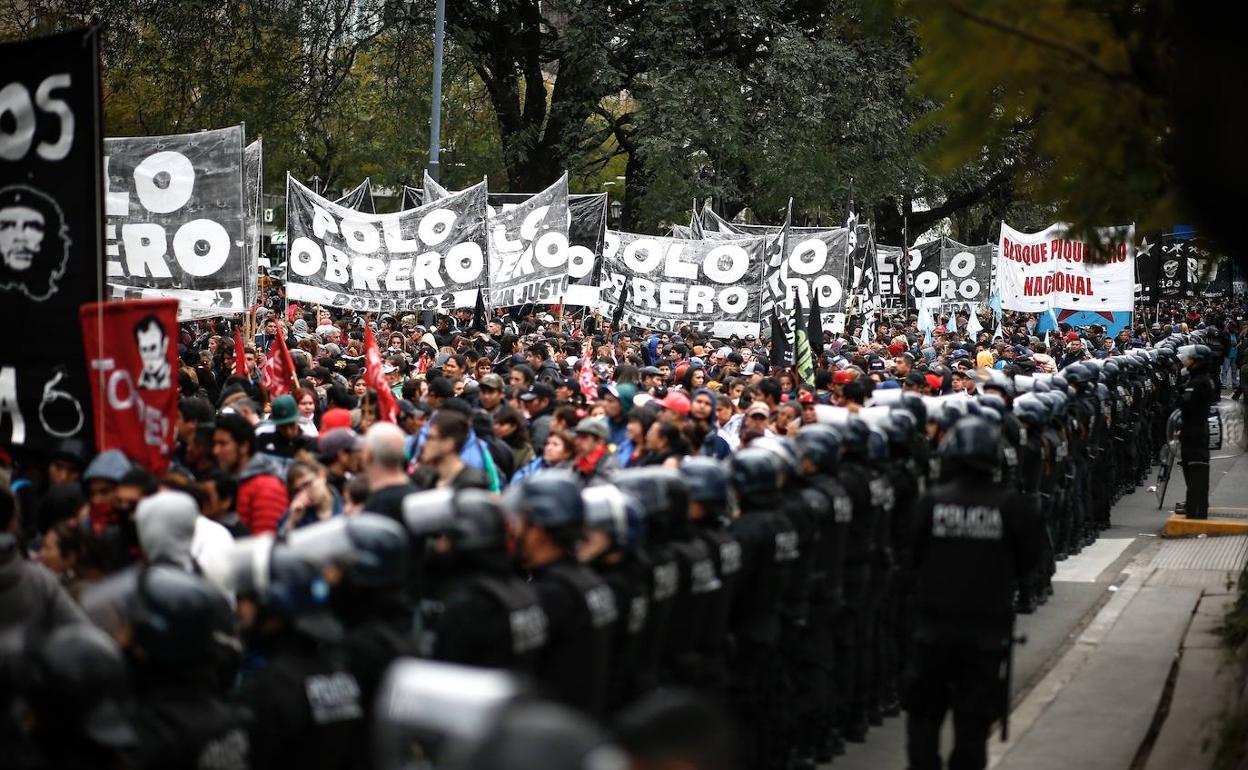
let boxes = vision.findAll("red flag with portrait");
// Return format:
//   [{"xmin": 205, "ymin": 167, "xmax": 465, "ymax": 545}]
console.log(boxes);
[
  {"xmin": 79, "ymin": 298, "xmax": 179, "ymax": 474},
  {"xmin": 364, "ymin": 323, "xmax": 398, "ymax": 422}
]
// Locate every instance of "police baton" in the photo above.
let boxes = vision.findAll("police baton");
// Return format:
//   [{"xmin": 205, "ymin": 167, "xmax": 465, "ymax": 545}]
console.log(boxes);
[{"xmin": 1001, "ymin": 632, "xmax": 1027, "ymax": 741}]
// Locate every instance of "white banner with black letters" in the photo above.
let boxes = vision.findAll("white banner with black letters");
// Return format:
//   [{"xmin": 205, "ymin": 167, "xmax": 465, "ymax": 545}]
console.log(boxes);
[
  {"xmin": 285, "ymin": 176, "xmax": 488, "ymax": 313},
  {"xmin": 486, "ymin": 173, "xmax": 570, "ymax": 308},
  {"xmin": 599, "ymin": 230, "xmax": 765, "ymax": 336},
  {"xmin": 104, "ymin": 125, "xmax": 247, "ymax": 319}
]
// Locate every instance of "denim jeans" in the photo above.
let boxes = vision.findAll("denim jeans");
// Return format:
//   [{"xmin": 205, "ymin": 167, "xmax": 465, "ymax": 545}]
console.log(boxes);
[{"xmin": 1223, "ymin": 357, "xmax": 1240, "ymax": 390}]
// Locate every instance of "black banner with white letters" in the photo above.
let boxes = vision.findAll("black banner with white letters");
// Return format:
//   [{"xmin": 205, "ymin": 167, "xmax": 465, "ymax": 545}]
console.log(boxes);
[
  {"xmin": 334, "ymin": 178, "xmax": 375, "ymax": 213},
  {"xmin": 1134, "ymin": 233, "xmax": 1160, "ymax": 306},
  {"xmin": 1158, "ymin": 234, "xmax": 1192, "ymax": 301},
  {"xmin": 939, "ymin": 239, "xmax": 992, "ymax": 306},
  {"xmin": 104, "ymin": 125, "xmax": 246, "ymax": 319},
  {"xmin": 599, "ymin": 230, "xmax": 765, "ymax": 336},
  {"xmin": 285, "ymin": 176, "xmax": 488, "ymax": 313},
  {"xmin": 906, "ymin": 239, "xmax": 943, "ymax": 309},
  {"xmin": 0, "ymin": 28, "xmax": 102, "ymax": 453}
]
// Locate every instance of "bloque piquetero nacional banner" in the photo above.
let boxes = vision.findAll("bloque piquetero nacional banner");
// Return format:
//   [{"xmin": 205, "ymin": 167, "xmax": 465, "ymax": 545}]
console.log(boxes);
[
  {"xmin": 285, "ymin": 176, "xmax": 489, "ymax": 312},
  {"xmin": 484, "ymin": 173, "xmax": 570, "ymax": 308},
  {"xmin": 0, "ymin": 28, "xmax": 103, "ymax": 453},
  {"xmin": 599, "ymin": 230, "xmax": 765, "ymax": 336},
  {"xmin": 997, "ymin": 222, "xmax": 1135, "ymax": 312},
  {"xmin": 104, "ymin": 125, "xmax": 247, "ymax": 319}
]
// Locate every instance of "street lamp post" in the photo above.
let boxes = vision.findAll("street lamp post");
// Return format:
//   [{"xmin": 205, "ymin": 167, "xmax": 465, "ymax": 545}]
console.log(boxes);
[{"xmin": 428, "ymin": 0, "xmax": 446, "ymax": 183}]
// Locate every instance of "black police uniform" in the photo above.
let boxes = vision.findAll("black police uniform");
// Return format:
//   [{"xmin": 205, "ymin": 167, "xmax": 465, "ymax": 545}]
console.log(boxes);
[
  {"xmin": 530, "ymin": 556, "xmax": 618, "ymax": 717},
  {"xmin": 1179, "ymin": 366, "xmax": 1216, "ymax": 519}
]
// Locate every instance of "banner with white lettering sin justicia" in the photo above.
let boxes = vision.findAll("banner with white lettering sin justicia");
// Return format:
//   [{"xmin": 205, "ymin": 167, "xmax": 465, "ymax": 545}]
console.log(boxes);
[
  {"xmin": 105, "ymin": 126, "xmax": 247, "ymax": 319},
  {"xmin": 996, "ymin": 222, "xmax": 1135, "ymax": 313}
]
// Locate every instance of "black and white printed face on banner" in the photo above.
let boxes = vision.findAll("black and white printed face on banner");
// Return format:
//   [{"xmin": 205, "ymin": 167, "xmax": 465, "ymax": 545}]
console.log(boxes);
[
  {"xmin": 0, "ymin": 29, "xmax": 102, "ymax": 452},
  {"xmin": 486, "ymin": 173, "xmax": 570, "ymax": 307},
  {"xmin": 285, "ymin": 177, "xmax": 489, "ymax": 313},
  {"xmin": 1158, "ymin": 235, "xmax": 1189, "ymax": 301},
  {"xmin": 104, "ymin": 125, "xmax": 247, "ymax": 319},
  {"xmin": 939, "ymin": 240, "xmax": 992, "ymax": 305},
  {"xmin": 599, "ymin": 230, "xmax": 765, "ymax": 336},
  {"xmin": 906, "ymin": 239, "xmax": 944, "ymax": 309}
]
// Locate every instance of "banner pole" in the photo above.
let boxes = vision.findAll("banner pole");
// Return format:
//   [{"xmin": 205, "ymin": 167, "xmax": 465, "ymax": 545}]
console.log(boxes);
[{"xmin": 428, "ymin": 0, "xmax": 446, "ymax": 183}]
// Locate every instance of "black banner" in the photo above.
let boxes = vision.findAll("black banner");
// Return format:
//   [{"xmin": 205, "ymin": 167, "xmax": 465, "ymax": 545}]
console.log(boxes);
[
  {"xmin": 764, "ymin": 228, "xmax": 849, "ymax": 324},
  {"xmin": 285, "ymin": 176, "xmax": 488, "ymax": 313},
  {"xmin": 1134, "ymin": 232, "xmax": 1160, "ymax": 306},
  {"xmin": 492, "ymin": 191, "xmax": 606, "ymax": 304},
  {"xmin": 0, "ymin": 28, "xmax": 102, "ymax": 453},
  {"xmin": 939, "ymin": 239, "xmax": 993, "ymax": 306},
  {"xmin": 1158, "ymin": 234, "xmax": 1192, "ymax": 301},
  {"xmin": 334, "ymin": 178, "xmax": 375, "ymax": 213},
  {"xmin": 104, "ymin": 125, "xmax": 247, "ymax": 318},
  {"xmin": 485, "ymin": 174, "xmax": 570, "ymax": 308},
  {"xmin": 242, "ymin": 138, "xmax": 262, "ymax": 310},
  {"xmin": 906, "ymin": 239, "xmax": 944, "ymax": 308},
  {"xmin": 599, "ymin": 230, "xmax": 765, "ymax": 336},
  {"xmin": 875, "ymin": 244, "xmax": 908, "ymax": 309}
]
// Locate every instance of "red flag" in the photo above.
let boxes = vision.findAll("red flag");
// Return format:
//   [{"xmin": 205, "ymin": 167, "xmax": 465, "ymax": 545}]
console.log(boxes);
[
  {"xmin": 233, "ymin": 326, "xmax": 248, "ymax": 378},
  {"xmin": 261, "ymin": 325, "xmax": 297, "ymax": 397},
  {"xmin": 364, "ymin": 324, "xmax": 398, "ymax": 423},
  {"xmin": 79, "ymin": 299, "xmax": 180, "ymax": 475},
  {"xmin": 579, "ymin": 337, "xmax": 598, "ymax": 402}
]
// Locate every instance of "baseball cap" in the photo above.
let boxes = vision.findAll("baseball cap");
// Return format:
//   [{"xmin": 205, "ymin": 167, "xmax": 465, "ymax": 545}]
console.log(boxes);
[
  {"xmin": 598, "ymin": 383, "xmax": 621, "ymax": 399},
  {"xmin": 832, "ymin": 370, "xmax": 854, "ymax": 385},
  {"xmin": 640, "ymin": 365, "xmax": 662, "ymax": 377},
  {"xmin": 520, "ymin": 383, "xmax": 556, "ymax": 402},
  {"xmin": 746, "ymin": 402, "xmax": 771, "ymax": 418},
  {"xmin": 317, "ymin": 428, "xmax": 360, "ymax": 460},
  {"xmin": 269, "ymin": 395, "xmax": 299, "ymax": 426},
  {"xmin": 478, "ymin": 373, "xmax": 504, "ymax": 391},
  {"xmin": 321, "ymin": 408, "xmax": 352, "ymax": 431},
  {"xmin": 924, "ymin": 373, "xmax": 943, "ymax": 391},
  {"xmin": 1065, "ymin": 331, "xmax": 1080, "ymax": 341},
  {"xmin": 659, "ymin": 391, "xmax": 691, "ymax": 416},
  {"xmin": 574, "ymin": 417, "xmax": 609, "ymax": 440}
]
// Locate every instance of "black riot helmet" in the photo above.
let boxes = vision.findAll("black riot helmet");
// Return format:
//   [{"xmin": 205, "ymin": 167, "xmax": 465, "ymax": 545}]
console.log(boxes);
[
  {"xmin": 345, "ymin": 513, "xmax": 408, "ymax": 587},
  {"xmin": 511, "ymin": 470, "xmax": 586, "ymax": 530},
  {"xmin": 981, "ymin": 370, "xmax": 1016, "ymax": 401},
  {"xmin": 840, "ymin": 417, "xmax": 875, "ymax": 461},
  {"xmin": 22, "ymin": 623, "xmax": 137, "ymax": 748},
  {"xmin": 1012, "ymin": 392, "xmax": 1050, "ymax": 426},
  {"xmin": 130, "ymin": 565, "xmax": 237, "ymax": 668},
  {"xmin": 679, "ymin": 457, "xmax": 730, "ymax": 505},
  {"xmin": 880, "ymin": 411, "xmax": 916, "ymax": 451},
  {"xmin": 898, "ymin": 392, "xmax": 929, "ymax": 424},
  {"xmin": 728, "ymin": 448, "xmax": 784, "ymax": 500},
  {"xmin": 976, "ymin": 393, "xmax": 1008, "ymax": 418},
  {"xmin": 1178, "ymin": 344, "xmax": 1211, "ymax": 369},
  {"xmin": 751, "ymin": 436, "xmax": 801, "ymax": 481},
  {"xmin": 444, "ymin": 700, "xmax": 628, "ymax": 770},
  {"xmin": 582, "ymin": 485, "xmax": 646, "ymax": 551},
  {"xmin": 1063, "ymin": 359, "xmax": 1093, "ymax": 384},
  {"xmin": 450, "ymin": 489, "xmax": 512, "ymax": 553},
  {"xmin": 793, "ymin": 424, "xmax": 842, "ymax": 474},
  {"xmin": 1100, "ymin": 360, "xmax": 1120, "ymax": 385},
  {"xmin": 615, "ymin": 467, "xmax": 691, "ymax": 541},
  {"xmin": 937, "ymin": 416, "xmax": 1002, "ymax": 476}
]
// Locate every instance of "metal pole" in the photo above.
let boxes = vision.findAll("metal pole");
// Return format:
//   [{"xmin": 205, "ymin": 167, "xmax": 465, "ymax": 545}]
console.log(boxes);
[{"xmin": 428, "ymin": 0, "xmax": 446, "ymax": 183}]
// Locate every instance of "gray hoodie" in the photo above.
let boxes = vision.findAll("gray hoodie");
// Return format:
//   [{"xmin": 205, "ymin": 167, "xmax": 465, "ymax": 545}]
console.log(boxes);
[{"xmin": 136, "ymin": 490, "xmax": 198, "ymax": 570}]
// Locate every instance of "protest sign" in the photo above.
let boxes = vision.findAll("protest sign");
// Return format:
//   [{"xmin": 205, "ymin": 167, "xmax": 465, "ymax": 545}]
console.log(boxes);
[
  {"xmin": 105, "ymin": 125, "xmax": 247, "ymax": 319},
  {"xmin": 242, "ymin": 138, "xmax": 262, "ymax": 310},
  {"xmin": 599, "ymin": 230, "xmax": 765, "ymax": 336},
  {"xmin": 940, "ymin": 239, "xmax": 993, "ymax": 306},
  {"xmin": 79, "ymin": 298, "xmax": 179, "ymax": 474},
  {"xmin": 0, "ymin": 28, "xmax": 102, "ymax": 453},
  {"xmin": 997, "ymin": 222, "xmax": 1135, "ymax": 312},
  {"xmin": 485, "ymin": 174, "xmax": 570, "ymax": 308},
  {"xmin": 285, "ymin": 176, "xmax": 489, "ymax": 313}
]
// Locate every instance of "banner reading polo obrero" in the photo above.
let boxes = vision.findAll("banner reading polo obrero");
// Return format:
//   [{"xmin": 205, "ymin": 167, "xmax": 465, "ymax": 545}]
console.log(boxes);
[
  {"xmin": 486, "ymin": 173, "xmax": 571, "ymax": 307},
  {"xmin": 996, "ymin": 222, "xmax": 1135, "ymax": 312},
  {"xmin": 105, "ymin": 126, "xmax": 247, "ymax": 320},
  {"xmin": 285, "ymin": 176, "xmax": 488, "ymax": 313},
  {"xmin": 599, "ymin": 231, "xmax": 765, "ymax": 336}
]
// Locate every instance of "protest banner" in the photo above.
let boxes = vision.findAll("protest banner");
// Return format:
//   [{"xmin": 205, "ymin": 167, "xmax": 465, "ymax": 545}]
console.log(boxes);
[
  {"xmin": 940, "ymin": 239, "xmax": 993, "ymax": 307},
  {"xmin": 0, "ymin": 28, "xmax": 102, "ymax": 453},
  {"xmin": 997, "ymin": 222, "xmax": 1135, "ymax": 312},
  {"xmin": 906, "ymin": 239, "xmax": 944, "ymax": 309},
  {"xmin": 599, "ymin": 230, "xmax": 766, "ymax": 336},
  {"xmin": 242, "ymin": 138, "xmax": 262, "ymax": 310},
  {"xmin": 1134, "ymin": 233, "xmax": 1160, "ymax": 306},
  {"xmin": 104, "ymin": 125, "xmax": 247, "ymax": 319},
  {"xmin": 79, "ymin": 298, "xmax": 179, "ymax": 474},
  {"xmin": 285, "ymin": 176, "xmax": 489, "ymax": 313},
  {"xmin": 335, "ymin": 178, "xmax": 375, "ymax": 213},
  {"xmin": 485, "ymin": 173, "xmax": 571, "ymax": 308}
]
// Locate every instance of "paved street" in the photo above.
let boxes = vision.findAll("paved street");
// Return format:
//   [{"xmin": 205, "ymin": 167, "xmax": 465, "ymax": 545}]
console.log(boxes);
[{"xmin": 829, "ymin": 397, "xmax": 1247, "ymax": 769}]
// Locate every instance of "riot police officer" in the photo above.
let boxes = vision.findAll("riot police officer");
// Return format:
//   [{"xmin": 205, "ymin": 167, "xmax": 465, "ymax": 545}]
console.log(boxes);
[
  {"xmin": 904, "ymin": 416, "xmax": 1044, "ymax": 770},
  {"xmin": 726, "ymin": 448, "xmax": 799, "ymax": 770},
  {"xmin": 403, "ymin": 489, "xmax": 548, "ymax": 672},
  {"xmin": 509, "ymin": 470, "xmax": 618, "ymax": 717},
  {"xmin": 1177, "ymin": 344, "xmax": 1217, "ymax": 519}
]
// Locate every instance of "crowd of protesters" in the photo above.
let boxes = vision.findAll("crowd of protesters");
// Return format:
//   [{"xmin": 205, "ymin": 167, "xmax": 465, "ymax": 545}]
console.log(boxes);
[{"xmin": 1, "ymin": 268, "xmax": 1244, "ymax": 770}]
